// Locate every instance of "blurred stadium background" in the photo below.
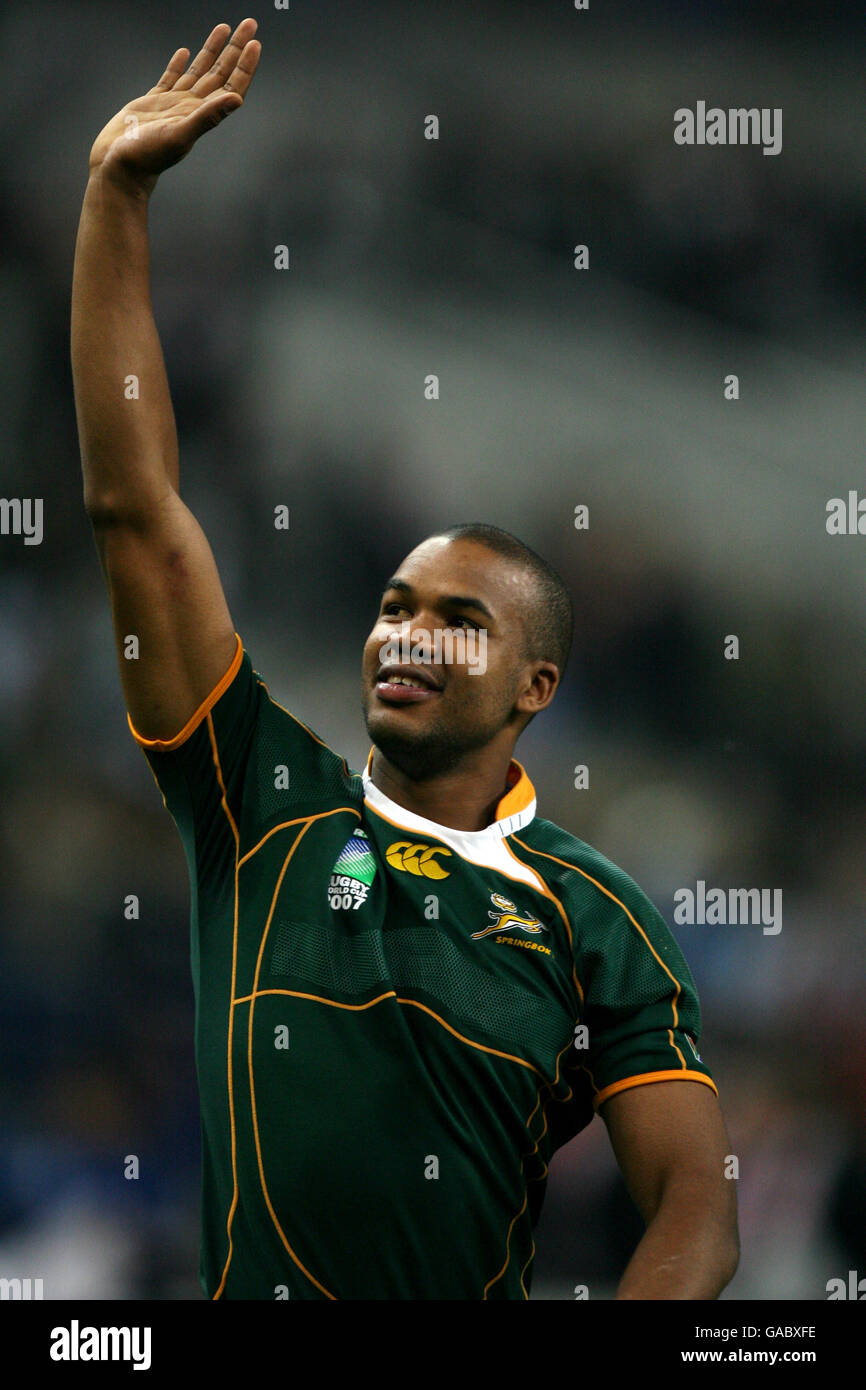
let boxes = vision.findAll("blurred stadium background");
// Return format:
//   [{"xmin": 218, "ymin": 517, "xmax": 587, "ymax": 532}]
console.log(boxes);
[{"xmin": 0, "ymin": 0, "xmax": 864, "ymax": 1298}]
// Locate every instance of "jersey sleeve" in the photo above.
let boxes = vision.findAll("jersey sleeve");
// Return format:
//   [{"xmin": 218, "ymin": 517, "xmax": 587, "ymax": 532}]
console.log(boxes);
[
  {"xmin": 126, "ymin": 634, "xmax": 259, "ymax": 863},
  {"xmin": 572, "ymin": 862, "xmax": 717, "ymax": 1112},
  {"xmin": 127, "ymin": 632, "xmax": 357, "ymax": 868}
]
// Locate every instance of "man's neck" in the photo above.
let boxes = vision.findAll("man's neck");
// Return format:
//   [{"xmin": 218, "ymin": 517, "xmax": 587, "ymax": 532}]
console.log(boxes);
[{"xmin": 368, "ymin": 750, "xmax": 515, "ymax": 832}]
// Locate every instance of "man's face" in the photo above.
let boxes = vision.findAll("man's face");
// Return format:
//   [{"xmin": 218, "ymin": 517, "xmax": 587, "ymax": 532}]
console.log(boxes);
[{"xmin": 361, "ymin": 537, "xmax": 553, "ymax": 779}]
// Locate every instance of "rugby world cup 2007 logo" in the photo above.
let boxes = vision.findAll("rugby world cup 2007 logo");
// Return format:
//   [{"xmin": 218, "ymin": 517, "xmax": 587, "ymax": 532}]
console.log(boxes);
[
  {"xmin": 328, "ymin": 828, "xmax": 377, "ymax": 910},
  {"xmin": 471, "ymin": 892, "xmax": 547, "ymax": 940}
]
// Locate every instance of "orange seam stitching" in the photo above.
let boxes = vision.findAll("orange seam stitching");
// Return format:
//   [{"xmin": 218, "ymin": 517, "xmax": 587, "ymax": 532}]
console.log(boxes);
[
  {"xmin": 504, "ymin": 839, "xmax": 585, "ymax": 1007},
  {"xmin": 593, "ymin": 1069, "xmax": 718, "ymax": 1110},
  {"xmin": 483, "ymin": 1186, "xmax": 529, "ymax": 1299},
  {"xmin": 512, "ymin": 836, "xmax": 685, "ymax": 1057},
  {"xmin": 208, "ymin": 711, "xmax": 240, "ymax": 1301},
  {"xmin": 234, "ymin": 988, "xmax": 396, "ymax": 1010},
  {"xmin": 128, "ymin": 632, "xmax": 243, "ymax": 751},
  {"xmin": 247, "ymin": 819, "xmax": 339, "ymax": 1299},
  {"xmin": 256, "ymin": 680, "xmax": 351, "ymax": 781},
  {"xmin": 238, "ymin": 806, "xmax": 360, "ymax": 868}
]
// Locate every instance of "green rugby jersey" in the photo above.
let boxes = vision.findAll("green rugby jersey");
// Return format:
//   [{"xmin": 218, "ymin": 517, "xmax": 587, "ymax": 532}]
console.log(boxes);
[{"xmin": 129, "ymin": 633, "xmax": 716, "ymax": 1301}]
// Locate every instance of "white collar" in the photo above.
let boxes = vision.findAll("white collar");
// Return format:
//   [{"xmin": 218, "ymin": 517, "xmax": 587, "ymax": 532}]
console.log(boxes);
[{"xmin": 361, "ymin": 755, "xmax": 537, "ymax": 843}]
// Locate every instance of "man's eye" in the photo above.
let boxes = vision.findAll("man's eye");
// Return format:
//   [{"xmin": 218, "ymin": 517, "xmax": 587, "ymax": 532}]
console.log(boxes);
[
  {"xmin": 449, "ymin": 616, "xmax": 478, "ymax": 630},
  {"xmin": 382, "ymin": 603, "xmax": 409, "ymax": 618}
]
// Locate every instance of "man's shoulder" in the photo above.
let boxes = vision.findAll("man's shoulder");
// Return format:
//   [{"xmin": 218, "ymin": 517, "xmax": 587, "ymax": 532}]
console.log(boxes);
[
  {"xmin": 227, "ymin": 651, "xmax": 364, "ymax": 815},
  {"xmin": 247, "ymin": 661, "xmax": 357, "ymax": 770},
  {"xmin": 511, "ymin": 815, "xmax": 664, "ymax": 927}
]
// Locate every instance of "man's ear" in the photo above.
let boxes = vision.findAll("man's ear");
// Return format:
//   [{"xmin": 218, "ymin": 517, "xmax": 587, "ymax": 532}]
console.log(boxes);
[{"xmin": 515, "ymin": 661, "xmax": 559, "ymax": 721}]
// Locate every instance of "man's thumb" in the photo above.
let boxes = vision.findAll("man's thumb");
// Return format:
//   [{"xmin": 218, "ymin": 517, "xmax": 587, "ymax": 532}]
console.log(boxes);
[{"xmin": 206, "ymin": 95, "xmax": 240, "ymax": 127}]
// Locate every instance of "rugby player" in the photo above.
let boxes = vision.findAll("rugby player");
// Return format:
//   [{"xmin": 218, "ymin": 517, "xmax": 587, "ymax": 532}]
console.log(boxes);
[{"xmin": 71, "ymin": 17, "xmax": 739, "ymax": 1299}]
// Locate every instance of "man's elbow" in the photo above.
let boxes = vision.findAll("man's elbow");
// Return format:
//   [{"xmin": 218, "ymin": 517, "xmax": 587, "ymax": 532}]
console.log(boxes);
[
  {"xmin": 663, "ymin": 1174, "xmax": 740, "ymax": 1295},
  {"xmin": 697, "ymin": 1190, "xmax": 740, "ymax": 1295}
]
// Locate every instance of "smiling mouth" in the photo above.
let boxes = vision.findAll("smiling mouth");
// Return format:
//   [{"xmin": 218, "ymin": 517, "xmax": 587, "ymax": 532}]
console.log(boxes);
[{"xmin": 374, "ymin": 665, "xmax": 442, "ymax": 704}]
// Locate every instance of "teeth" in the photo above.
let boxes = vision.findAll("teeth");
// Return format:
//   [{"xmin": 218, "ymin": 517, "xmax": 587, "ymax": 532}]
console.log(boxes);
[{"xmin": 387, "ymin": 674, "xmax": 424, "ymax": 687}]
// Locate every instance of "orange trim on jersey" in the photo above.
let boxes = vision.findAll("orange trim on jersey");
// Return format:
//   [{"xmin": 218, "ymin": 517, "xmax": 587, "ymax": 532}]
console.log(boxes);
[
  {"xmin": 207, "ymin": 710, "xmax": 239, "ymax": 845},
  {"xmin": 238, "ymin": 807, "xmax": 360, "ymax": 869},
  {"xmin": 245, "ymin": 806, "xmax": 376, "ymax": 1300},
  {"xmin": 213, "ymin": 776, "xmax": 357, "ymax": 1299},
  {"xmin": 483, "ymin": 1187, "xmax": 530, "ymax": 1300},
  {"xmin": 495, "ymin": 758, "xmax": 535, "ymax": 820},
  {"xmin": 209, "ymin": 712, "xmax": 241, "ymax": 1301},
  {"xmin": 246, "ymin": 817, "xmax": 338, "ymax": 1300},
  {"xmin": 261, "ymin": 682, "xmax": 351, "ymax": 781},
  {"xmin": 401, "ymin": 997, "xmax": 577, "ymax": 1095},
  {"xmin": 394, "ymin": 997, "xmax": 552, "ymax": 1082},
  {"xmin": 237, "ymin": 982, "xmax": 562, "ymax": 1089},
  {"xmin": 361, "ymin": 802, "xmax": 554, "ymax": 901},
  {"xmin": 521, "ymin": 1034, "xmax": 580, "ymax": 1188},
  {"xmin": 523, "ymin": 1089, "xmax": 544, "ymax": 1139},
  {"xmin": 363, "ymin": 794, "xmax": 589, "ymax": 1054},
  {"xmin": 237, "ymin": 985, "xmax": 562, "ymax": 1303},
  {"xmin": 511, "ymin": 837, "xmax": 686, "ymax": 1059},
  {"xmin": 583, "ymin": 1060, "xmax": 599, "ymax": 1089},
  {"xmin": 592, "ymin": 1069, "xmax": 718, "ymax": 1111},
  {"xmin": 519, "ymin": 1238, "xmax": 536, "ymax": 1299},
  {"xmin": 234, "ymin": 987, "xmax": 397, "ymax": 1010},
  {"xmin": 503, "ymin": 839, "xmax": 585, "ymax": 1008},
  {"xmin": 484, "ymin": 1032, "xmax": 582, "ymax": 1299},
  {"xmin": 236, "ymin": 975, "xmax": 567, "ymax": 1303},
  {"xmin": 363, "ymin": 750, "xmax": 534, "ymax": 826},
  {"xmin": 520, "ymin": 1096, "xmax": 551, "ymax": 1182},
  {"xmin": 128, "ymin": 632, "xmax": 243, "ymax": 751}
]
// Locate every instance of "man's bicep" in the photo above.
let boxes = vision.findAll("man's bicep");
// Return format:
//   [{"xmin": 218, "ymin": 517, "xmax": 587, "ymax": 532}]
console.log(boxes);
[
  {"xmin": 91, "ymin": 486, "xmax": 238, "ymax": 741},
  {"xmin": 599, "ymin": 1080, "xmax": 734, "ymax": 1226}
]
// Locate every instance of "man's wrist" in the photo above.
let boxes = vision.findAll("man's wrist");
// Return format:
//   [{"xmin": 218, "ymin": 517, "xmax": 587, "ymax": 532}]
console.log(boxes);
[{"xmin": 87, "ymin": 160, "xmax": 155, "ymax": 205}]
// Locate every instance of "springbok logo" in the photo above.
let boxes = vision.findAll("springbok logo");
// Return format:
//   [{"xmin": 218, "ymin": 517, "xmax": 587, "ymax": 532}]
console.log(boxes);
[
  {"xmin": 471, "ymin": 892, "xmax": 547, "ymax": 939},
  {"xmin": 386, "ymin": 841, "xmax": 452, "ymax": 879}
]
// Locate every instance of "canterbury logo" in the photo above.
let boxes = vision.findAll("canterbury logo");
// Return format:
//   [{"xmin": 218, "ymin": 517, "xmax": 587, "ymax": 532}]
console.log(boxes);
[
  {"xmin": 471, "ymin": 891, "xmax": 547, "ymax": 939},
  {"xmin": 385, "ymin": 841, "xmax": 452, "ymax": 879}
]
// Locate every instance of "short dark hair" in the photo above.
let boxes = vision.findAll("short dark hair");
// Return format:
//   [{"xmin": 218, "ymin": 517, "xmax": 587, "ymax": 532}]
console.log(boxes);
[{"xmin": 434, "ymin": 522, "xmax": 573, "ymax": 676}]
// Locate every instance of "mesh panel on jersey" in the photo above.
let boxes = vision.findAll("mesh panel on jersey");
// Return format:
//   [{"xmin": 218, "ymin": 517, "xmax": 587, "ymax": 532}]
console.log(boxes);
[
  {"xmin": 268, "ymin": 916, "xmax": 570, "ymax": 1061},
  {"xmin": 270, "ymin": 917, "xmax": 388, "ymax": 990},
  {"xmin": 577, "ymin": 905, "xmax": 681, "ymax": 1014},
  {"xmin": 248, "ymin": 696, "xmax": 361, "ymax": 825},
  {"xmin": 386, "ymin": 926, "xmax": 569, "ymax": 1058}
]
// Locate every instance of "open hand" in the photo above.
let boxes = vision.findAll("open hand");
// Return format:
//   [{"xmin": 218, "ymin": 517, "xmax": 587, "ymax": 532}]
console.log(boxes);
[{"xmin": 89, "ymin": 18, "xmax": 261, "ymax": 194}]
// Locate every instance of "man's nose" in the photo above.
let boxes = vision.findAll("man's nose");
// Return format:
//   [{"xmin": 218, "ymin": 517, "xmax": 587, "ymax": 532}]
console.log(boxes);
[{"xmin": 403, "ymin": 618, "xmax": 435, "ymax": 659}]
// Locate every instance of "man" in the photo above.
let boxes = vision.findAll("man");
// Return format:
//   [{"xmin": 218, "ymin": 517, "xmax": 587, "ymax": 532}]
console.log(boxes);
[{"xmin": 71, "ymin": 18, "xmax": 739, "ymax": 1300}]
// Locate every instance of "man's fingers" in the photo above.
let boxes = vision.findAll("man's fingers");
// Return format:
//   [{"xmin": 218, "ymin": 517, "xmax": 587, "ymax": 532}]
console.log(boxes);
[
  {"xmin": 221, "ymin": 40, "xmax": 261, "ymax": 100},
  {"xmin": 153, "ymin": 47, "xmax": 190, "ymax": 92},
  {"xmin": 173, "ymin": 22, "xmax": 233, "ymax": 92},
  {"xmin": 141, "ymin": 21, "xmax": 259, "ymax": 157},
  {"xmin": 189, "ymin": 17, "xmax": 259, "ymax": 98}
]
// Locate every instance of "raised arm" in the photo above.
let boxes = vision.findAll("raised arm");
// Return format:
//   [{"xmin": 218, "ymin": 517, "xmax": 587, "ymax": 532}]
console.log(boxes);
[{"xmin": 71, "ymin": 19, "xmax": 262, "ymax": 741}]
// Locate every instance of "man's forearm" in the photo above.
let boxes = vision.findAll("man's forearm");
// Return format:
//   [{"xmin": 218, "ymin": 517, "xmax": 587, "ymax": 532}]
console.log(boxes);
[
  {"xmin": 71, "ymin": 169, "xmax": 179, "ymax": 517},
  {"xmin": 615, "ymin": 1187, "xmax": 739, "ymax": 1300}
]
